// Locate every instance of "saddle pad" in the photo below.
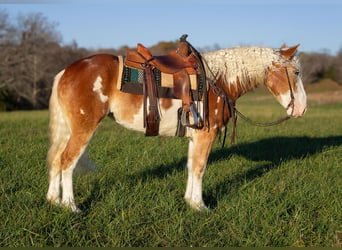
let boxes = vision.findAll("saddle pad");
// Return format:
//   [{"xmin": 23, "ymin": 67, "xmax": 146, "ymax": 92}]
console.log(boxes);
[{"xmin": 117, "ymin": 59, "xmax": 205, "ymax": 100}]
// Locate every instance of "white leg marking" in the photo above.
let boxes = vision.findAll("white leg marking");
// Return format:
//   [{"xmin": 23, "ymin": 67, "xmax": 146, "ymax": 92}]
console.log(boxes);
[
  {"xmin": 61, "ymin": 162, "xmax": 80, "ymax": 213},
  {"xmin": 184, "ymin": 139, "xmax": 194, "ymax": 201},
  {"xmin": 60, "ymin": 146, "xmax": 86, "ymax": 213},
  {"xmin": 184, "ymin": 139, "xmax": 208, "ymax": 211},
  {"xmin": 47, "ymin": 173, "xmax": 61, "ymax": 204},
  {"xmin": 190, "ymin": 173, "xmax": 206, "ymax": 209}
]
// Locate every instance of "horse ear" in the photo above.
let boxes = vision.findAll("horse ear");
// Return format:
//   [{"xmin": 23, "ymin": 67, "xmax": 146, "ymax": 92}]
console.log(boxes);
[
  {"xmin": 280, "ymin": 44, "xmax": 300, "ymax": 59},
  {"xmin": 281, "ymin": 43, "xmax": 287, "ymax": 49}
]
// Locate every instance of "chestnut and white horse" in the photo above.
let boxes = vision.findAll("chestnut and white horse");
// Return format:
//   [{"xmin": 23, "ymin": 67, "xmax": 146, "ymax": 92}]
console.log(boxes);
[{"xmin": 47, "ymin": 44, "xmax": 307, "ymax": 212}]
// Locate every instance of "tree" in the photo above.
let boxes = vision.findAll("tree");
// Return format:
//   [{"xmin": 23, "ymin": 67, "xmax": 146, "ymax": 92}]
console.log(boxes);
[
  {"xmin": 299, "ymin": 52, "xmax": 334, "ymax": 84},
  {"xmin": 1, "ymin": 12, "xmax": 63, "ymax": 109},
  {"xmin": 0, "ymin": 11, "xmax": 93, "ymax": 110},
  {"xmin": 333, "ymin": 49, "xmax": 342, "ymax": 85},
  {"xmin": 0, "ymin": 10, "xmax": 15, "ymax": 44},
  {"xmin": 0, "ymin": 10, "xmax": 16, "ymax": 110}
]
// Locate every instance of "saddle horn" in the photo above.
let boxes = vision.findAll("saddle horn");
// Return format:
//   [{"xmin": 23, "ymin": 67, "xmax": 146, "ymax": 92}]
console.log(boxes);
[{"xmin": 180, "ymin": 34, "xmax": 188, "ymax": 42}]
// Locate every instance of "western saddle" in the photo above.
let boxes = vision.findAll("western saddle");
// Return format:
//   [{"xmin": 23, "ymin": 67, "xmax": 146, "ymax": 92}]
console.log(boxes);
[{"xmin": 124, "ymin": 34, "xmax": 206, "ymax": 136}]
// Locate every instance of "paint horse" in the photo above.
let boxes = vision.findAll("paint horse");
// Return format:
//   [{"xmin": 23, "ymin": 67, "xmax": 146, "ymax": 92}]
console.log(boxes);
[{"xmin": 47, "ymin": 43, "xmax": 307, "ymax": 212}]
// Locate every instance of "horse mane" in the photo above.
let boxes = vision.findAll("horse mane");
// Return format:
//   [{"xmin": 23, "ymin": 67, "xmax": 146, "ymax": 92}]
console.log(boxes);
[{"xmin": 203, "ymin": 46, "xmax": 296, "ymax": 92}]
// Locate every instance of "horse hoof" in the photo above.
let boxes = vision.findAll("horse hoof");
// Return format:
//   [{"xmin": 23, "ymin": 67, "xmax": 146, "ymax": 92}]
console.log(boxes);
[
  {"xmin": 185, "ymin": 198, "xmax": 209, "ymax": 212},
  {"xmin": 47, "ymin": 196, "xmax": 61, "ymax": 206},
  {"xmin": 195, "ymin": 204, "xmax": 210, "ymax": 212},
  {"xmin": 48, "ymin": 199, "xmax": 81, "ymax": 213},
  {"xmin": 71, "ymin": 207, "xmax": 82, "ymax": 213},
  {"xmin": 66, "ymin": 204, "xmax": 82, "ymax": 213},
  {"xmin": 60, "ymin": 200, "xmax": 82, "ymax": 213}
]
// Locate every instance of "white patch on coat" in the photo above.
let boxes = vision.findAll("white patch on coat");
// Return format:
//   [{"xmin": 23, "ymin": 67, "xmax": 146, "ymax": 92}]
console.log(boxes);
[
  {"xmin": 278, "ymin": 90, "xmax": 292, "ymax": 110},
  {"xmin": 92, "ymin": 76, "xmax": 109, "ymax": 103},
  {"xmin": 279, "ymin": 74, "xmax": 307, "ymax": 117},
  {"xmin": 80, "ymin": 109, "xmax": 85, "ymax": 115},
  {"xmin": 293, "ymin": 77, "xmax": 307, "ymax": 116},
  {"xmin": 112, "ymin": 98, "xmax": 185, "ymax": 137}
]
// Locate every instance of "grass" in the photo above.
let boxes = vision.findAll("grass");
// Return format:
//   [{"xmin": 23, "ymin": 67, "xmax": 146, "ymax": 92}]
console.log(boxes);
[{"xmin": 0, "ymin": 89, "xmax": 341, "ymax": 247}]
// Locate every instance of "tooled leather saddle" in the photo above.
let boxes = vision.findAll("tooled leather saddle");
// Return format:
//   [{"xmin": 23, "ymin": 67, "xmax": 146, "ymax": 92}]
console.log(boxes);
[{"xmin": 122, "ymin": 34, "xmax": 208, "ymax": 136}]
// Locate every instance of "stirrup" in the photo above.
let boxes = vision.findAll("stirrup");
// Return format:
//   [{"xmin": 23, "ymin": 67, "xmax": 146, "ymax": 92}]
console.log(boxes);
[{"xmin": 181, "ymin": 105, "xmax": 201, "ymax": 127}]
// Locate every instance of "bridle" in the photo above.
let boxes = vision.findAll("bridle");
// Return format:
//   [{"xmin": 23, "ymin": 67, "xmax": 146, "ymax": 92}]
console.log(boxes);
[
  {"xmin": 235, "ymin": 66, "xmax": 295, "ymax": 127},
  {"xmin": 184, "ymin": 39, "xmax": 296, "ymax": 146},
  {"xmin": 284, "ymin": 67, "xmax": 295, "ymax": 116},
  {"xmin": 208, "ymin": 64, "xmax": 296, "ymax": 146}
]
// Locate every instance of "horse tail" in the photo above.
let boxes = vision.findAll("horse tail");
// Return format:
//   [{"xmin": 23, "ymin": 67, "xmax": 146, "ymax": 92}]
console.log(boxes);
[{"xmin": 47, "ymin": 69, "xmax": 71, "ymax": 172}]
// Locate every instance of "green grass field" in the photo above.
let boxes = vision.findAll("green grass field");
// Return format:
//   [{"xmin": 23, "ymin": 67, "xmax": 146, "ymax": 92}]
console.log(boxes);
[{"xmin": 0, "ymin": 87, "xmax": 341, "ymax": 247}]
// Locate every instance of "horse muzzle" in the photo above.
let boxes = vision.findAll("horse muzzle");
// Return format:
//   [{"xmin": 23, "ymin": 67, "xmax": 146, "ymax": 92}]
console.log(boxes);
[{"xmin": 287, "ymin": 104, "xmax": 307, "ymax": 118}]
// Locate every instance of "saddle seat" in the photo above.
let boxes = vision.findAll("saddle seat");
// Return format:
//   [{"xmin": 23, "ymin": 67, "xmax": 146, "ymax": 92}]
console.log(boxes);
[
  {"xmin": 123, "ymin": 35, "xmax": 204, "ymax": 136},
  {"xmin": 125, "ymin": 43, "xmax": 198, "ymax": 74}
]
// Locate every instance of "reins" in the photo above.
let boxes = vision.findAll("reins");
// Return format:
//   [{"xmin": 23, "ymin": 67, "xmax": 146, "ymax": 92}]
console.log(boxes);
[
  {"xmin": 201, "ymin": 52, "xmax": 295, "ymax": 146},
  {"xmin": 234, "ymin": 108, "xmax": 290, "ymax": 127},
  {"xmin": 235, "ymin": 67, "xmax": 294, "ymax": 127},
  {"xmin": 184, "ymin": 38, "xmax": 295, "ymax": 147}
]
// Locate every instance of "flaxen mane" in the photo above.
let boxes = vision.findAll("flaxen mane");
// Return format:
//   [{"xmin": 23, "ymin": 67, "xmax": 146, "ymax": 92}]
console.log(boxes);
[{"xmin": 203, "ymin": 47, "xmax": 299, "ymax": 92}]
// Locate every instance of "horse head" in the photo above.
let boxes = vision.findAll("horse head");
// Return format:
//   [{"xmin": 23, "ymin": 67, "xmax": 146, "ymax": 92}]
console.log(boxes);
[{"xmin": 266, "ymin": 44, "xmax": 307, "ymax": 118}]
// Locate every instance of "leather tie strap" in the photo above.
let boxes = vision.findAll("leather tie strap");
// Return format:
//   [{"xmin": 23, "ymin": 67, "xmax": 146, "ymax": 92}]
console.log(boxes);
[{"xmin": 142, "ymin": 63, "xmax": 160, "ymax": 136}]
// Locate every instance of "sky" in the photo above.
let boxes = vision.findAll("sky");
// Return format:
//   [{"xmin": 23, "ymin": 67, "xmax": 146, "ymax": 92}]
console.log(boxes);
[{"xmin": 1, "ymin": 0, "xmax": 342, "ymax": 54}]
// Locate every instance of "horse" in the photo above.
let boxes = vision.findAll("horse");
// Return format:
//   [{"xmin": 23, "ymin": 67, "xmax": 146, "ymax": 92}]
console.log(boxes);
[{"xmin": 47, "ymin": 43, "xmax": 307, "ymax": 212}]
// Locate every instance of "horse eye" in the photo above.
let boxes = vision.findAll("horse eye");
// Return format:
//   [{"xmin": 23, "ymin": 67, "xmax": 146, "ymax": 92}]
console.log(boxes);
[{"xmin": 294, "ymin": 70, "xmax": 300, "ymax": 76}]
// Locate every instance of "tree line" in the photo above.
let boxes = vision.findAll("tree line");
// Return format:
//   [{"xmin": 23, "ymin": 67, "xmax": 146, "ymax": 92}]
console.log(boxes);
[{"xmin": 1, "ymin": 10, "xmax": 341, "ymax": 111}]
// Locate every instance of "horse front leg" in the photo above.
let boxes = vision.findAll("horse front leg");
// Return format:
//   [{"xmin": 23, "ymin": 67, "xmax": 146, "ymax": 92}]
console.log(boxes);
[{"xmin": 184, "ymin": 129, "xmax": 217, "ymax": 211}]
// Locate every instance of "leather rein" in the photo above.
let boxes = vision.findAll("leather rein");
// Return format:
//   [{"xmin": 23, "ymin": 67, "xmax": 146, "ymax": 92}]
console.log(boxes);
[
  {"xmin": 179, "ymin": 39, "xmax": 295, "ymax": 146},
  {"xmin": 204, "ymin": 58, "xmax": 295, "ymax": 146},
  {"xmin": 234, "ymin": 67, "xmax": 295, "ymax": 127}
]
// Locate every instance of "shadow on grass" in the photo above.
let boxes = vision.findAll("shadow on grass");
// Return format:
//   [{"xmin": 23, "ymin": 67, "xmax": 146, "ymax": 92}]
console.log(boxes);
[
  {"xmin": 210, "ymin": 135, "xmax": 342, "ymax": 165},
  {"xmin": 82, "ymin": 136, "xmax": 342, "ymax": 210},
  {"xmin": 204, "ymin": 135, "xmax": 342, "ymax": 208},
  {"xmin": 131, "ymin": 135, "xmax": 342, "ymax": 179}
]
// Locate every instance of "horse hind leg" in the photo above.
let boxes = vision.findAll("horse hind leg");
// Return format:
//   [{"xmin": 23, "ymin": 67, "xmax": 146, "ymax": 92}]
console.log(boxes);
[
  {"xmin": 59, "ymin": 132, "xmax": 93, "ymax": 212},
  {"xmin": 49, "ymin": 112, "xmax": 96, "ymax": 213},
  {"xmin": 55, "ymin": 107, "xmax": 100, "ymax": 212},
  {"xmin": 46, "ymin": 70, "xmax": 96, "ymax": 212}
]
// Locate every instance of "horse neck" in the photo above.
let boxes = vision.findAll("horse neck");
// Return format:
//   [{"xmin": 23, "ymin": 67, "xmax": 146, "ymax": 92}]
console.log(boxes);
[{"xmin": 203, "ymin": 47, "xmax": 279, "ymax": 100}]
